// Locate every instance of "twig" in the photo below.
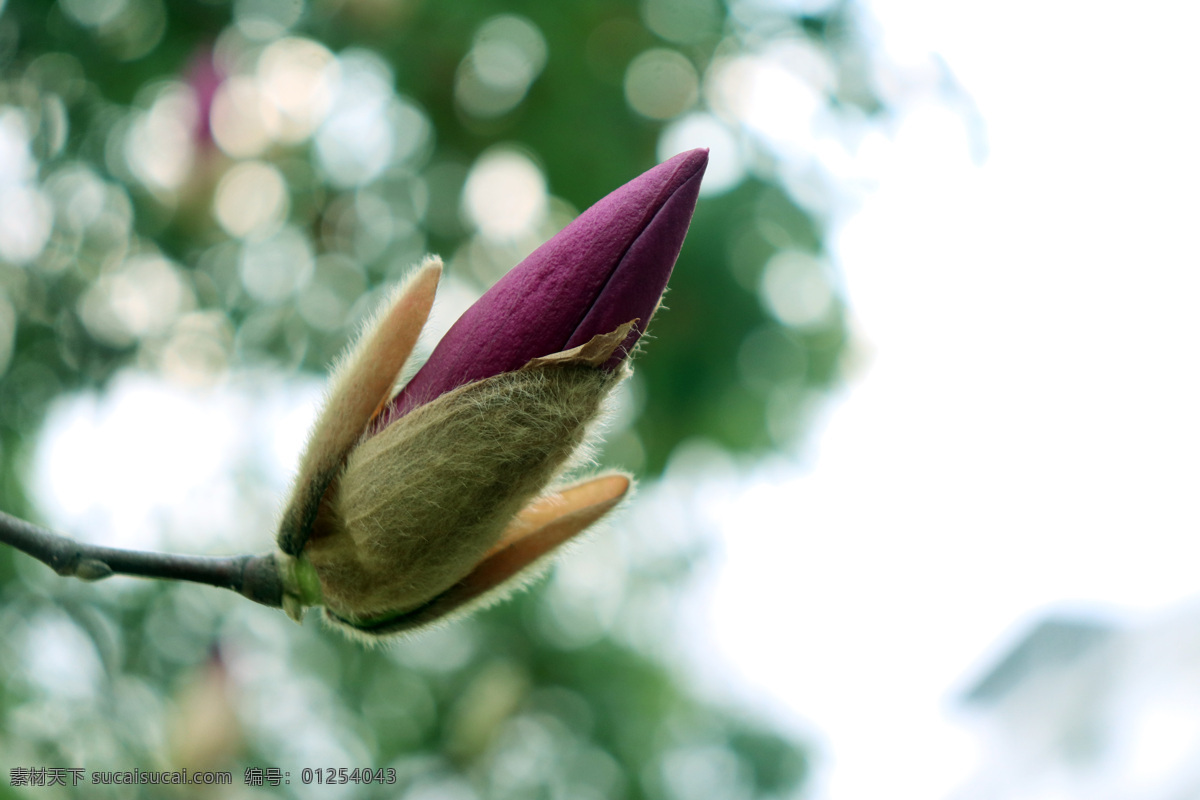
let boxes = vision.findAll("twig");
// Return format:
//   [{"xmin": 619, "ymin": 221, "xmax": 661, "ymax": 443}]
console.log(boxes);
[{"xmin": 0, "ymin": 510, "xmax": 283, "ymax": 608}]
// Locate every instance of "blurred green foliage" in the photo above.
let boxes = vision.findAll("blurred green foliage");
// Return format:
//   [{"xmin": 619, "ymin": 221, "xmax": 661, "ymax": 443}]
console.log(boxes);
[{"xmin": 0, "ymin": 0, "xmax": 882, "ymax": 796}]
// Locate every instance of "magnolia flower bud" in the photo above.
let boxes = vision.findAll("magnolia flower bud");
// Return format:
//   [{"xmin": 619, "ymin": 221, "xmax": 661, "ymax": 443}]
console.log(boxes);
[{"xmin": 276, "ymin": 150, "xmax": 708, "ymax": 637}]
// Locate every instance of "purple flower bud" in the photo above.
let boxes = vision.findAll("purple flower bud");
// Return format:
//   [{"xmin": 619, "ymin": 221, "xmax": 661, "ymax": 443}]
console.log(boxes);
[
  {"xmin": 379, "ymin": 147, "xmax": 708, "ymax": 424},
  {"xmin": 276, "ymin": 150, "xmax": 708, "ymax": 637}
]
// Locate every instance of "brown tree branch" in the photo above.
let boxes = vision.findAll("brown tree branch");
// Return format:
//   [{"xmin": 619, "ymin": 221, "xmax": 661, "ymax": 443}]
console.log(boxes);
[{"xmin": 0, "ymin": 510, "xmax": 283, "ymax": 608}]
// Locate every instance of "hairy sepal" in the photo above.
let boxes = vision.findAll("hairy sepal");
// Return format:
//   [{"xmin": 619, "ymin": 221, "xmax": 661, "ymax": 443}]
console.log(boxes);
[
  {"xmin": 277, "ymin": 258, "xmax": 441, "ymax": 555},
  {"xmin": 303, "ymin": 343, "xmax": 628, "ymax": 626}
]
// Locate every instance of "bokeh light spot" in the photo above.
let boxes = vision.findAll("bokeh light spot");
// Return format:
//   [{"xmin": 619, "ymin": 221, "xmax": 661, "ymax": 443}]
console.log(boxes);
[
  {"xmin": 256, "ymin": 37, "xmax": 337, "ymax": 143},
  {"xmin": 659, "ymin": 745, "xmax": 750, "ymax": 800},
  {"xmin": 707, "ymin": 47, "xmax": 828, "ymax": 159},
  {"xmin": 0, "ymin": 107, "xmax": 53, "ymax": 264},
  {"xmin": 737, "ymin": 324, "xmax": 805, "ymax": 395},
  {"xmin": 474, "ymin": 15, "xmax": 547, "ymax": 91},
  {"xmin": 315, "ymin": 50, "xmax": 400, "ymax": 187},
  {"xmin": 0, "ymin": 185, "xmax": 52, "ymax": 264},
  {"xmin": 239, "ymin": 225, "xmax": 314, "ymax": 303},
  {"xmin": 234, "ymin": 0, "xmax": 304, "ymax": 41},
  {"xmin": 455, "ymin": 15, "xmax": 547, "ymax": 119},
  {"xmin": 111, "ymin": 255, "xmax": 190, "ymax": 337},
  {"xmin": 124, "ymin": 83, "xmax": 198, "ymax": 194},
  {"xmin": 26, "ymin": 52, "xmax": 88, "ymax": 106},
  {"xmin": 0, "ymin": 107, "xmax": 35, "ymax": 182},
  {"xmin": 297, "ymin": 253, "xmax": 366, "ymax": 332},
  {"xmin": 624, "ymin": 49, "xmax": 699, "ymax": 120},
  {"xmin": 211, "ymin": 75, "xmax": 277, "ymax": 158},
  {"xmin": 462, "ymin": 148, "xmax": 547, "ymax": 241},
  {"xmin": 390, "ymin": 96, "xmax": 433, "ymax": 167},
  {"xmin": 60, "ymin": 0, "xmax": 128, "ymax": 28},
  {"xmin": 46, "ymin": 164, "xmax": 105, "ymax": 232},
  {"xmin": 70, "ymin": 0, "xmax": 167, "ymax": 61},
  {"xmin": 21, "ymin": 612, "xmax": 105, "ymax": 701},
  {"xmin": 214, "ymin": 160, "xmax": 289, "ymax": 240},
  {"xmin": 78, "ymin": 253, "xmax": 193, "ymax": 345},
  {"xmin": 158, "ymin": 311, "xmax": 235, "ymax": 386},
  {"xmin": 350, "ymin": 189, "xmax": 397, "ymax": 261},
  {"xmin": 758, "ymin": 249, "xmax": 835, "ymax": 328},
  {"xmin": 538, "ymin": 534, "xmax": 626, "ymax": 650},
  {"xmin": 641, "ymin": 0, "xmax": 722, "ymax": 44}
]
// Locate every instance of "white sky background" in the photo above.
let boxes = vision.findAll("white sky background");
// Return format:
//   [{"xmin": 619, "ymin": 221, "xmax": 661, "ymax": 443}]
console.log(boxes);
[{"xmin": 700, "ymin": 1, "xmax": 1200, "ymax": 798}]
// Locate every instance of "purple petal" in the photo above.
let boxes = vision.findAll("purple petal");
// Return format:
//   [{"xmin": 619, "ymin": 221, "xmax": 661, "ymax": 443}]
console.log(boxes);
[{"xmin": 380, "ymin": 148, "xmax": 708, "ymax": 424}]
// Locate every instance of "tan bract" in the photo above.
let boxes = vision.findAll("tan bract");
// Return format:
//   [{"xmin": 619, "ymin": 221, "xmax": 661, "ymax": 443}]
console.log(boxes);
[{"xmin": 278, "ymin": 257, "xmax": 442, "ymax": 556}]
